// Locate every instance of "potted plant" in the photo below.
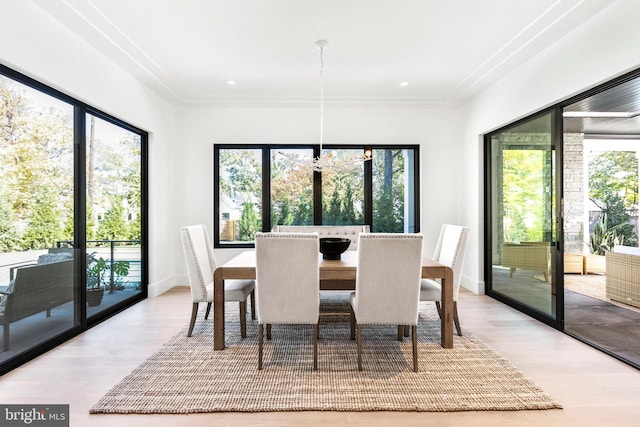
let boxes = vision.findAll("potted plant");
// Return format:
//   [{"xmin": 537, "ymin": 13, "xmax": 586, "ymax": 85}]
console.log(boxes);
[
  {"xmin": 87, "ymin": 253, "xmax": 130, "ymax": 306},
  {"xmin": 586, "ymin": 214, "xmax": 624, "ymax": 274}
]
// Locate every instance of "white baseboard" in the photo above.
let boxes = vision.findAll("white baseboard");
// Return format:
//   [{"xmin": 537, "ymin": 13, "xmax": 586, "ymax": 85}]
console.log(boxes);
[
  {"xmin": 461, "ymin": 275, "xmax": 485, "ymax": 295},
  {"xmin": 148, "ymin": 274, "xmax": 188, "ymax": 298}
]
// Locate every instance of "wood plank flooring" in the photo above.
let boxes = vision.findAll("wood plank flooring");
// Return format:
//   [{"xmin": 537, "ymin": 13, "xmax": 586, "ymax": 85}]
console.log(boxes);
[{"xmin": 1, "ymin": 287, "xmax": 639, "ymax": 426}]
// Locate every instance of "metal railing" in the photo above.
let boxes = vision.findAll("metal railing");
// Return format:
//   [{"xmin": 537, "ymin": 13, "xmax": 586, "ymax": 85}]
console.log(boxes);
[{"xmin": 57, "ymin": 239, "xmax": 142, "ymax": 293}]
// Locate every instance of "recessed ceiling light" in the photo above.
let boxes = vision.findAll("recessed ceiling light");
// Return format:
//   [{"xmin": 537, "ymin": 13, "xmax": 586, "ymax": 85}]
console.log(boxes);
[
  {"xmin": 227, "ymin": 80, "xmax": 236, "ymax": 85},
  {"xmin": 400, "ymin": 82, "xmax": 409, "ymax": 87}
]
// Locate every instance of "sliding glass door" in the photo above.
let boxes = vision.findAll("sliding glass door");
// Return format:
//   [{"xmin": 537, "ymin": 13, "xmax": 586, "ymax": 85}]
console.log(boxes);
[
  {"xmin": 86, "ymin": 114, "xmax": 144, "ymax": 318},
  {"xmin": 486, "ymin": 111, "xmax": 562, "ymax": 324},
  {"xmin": 0, "ymin": 64, "xmax": 147, "ymax": 375},
  {"xmin": 0, "ymin": 75, "xmax": 79, "ymax": 363}
]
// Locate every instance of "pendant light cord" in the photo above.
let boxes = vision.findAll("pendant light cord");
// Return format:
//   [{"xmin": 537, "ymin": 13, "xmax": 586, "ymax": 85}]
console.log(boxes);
[{"xmin": 319, "ymin": 42, "xmax": 324, "ymax": 155}]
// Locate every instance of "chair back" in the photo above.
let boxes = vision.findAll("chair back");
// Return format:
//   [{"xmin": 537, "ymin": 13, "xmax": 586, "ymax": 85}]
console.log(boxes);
[
  {"xmin": 272, "ymin": 225, "xmax": 369, "ymax": 250},
  {"xmin": 353, "ymin": 233, "xmax": 423, "ymax": 325},
  {"xmin": 432, "ymin": 224, "xmax": 469, "ymax": 300},
  {"xmin": 180, "ymin": 224, "xmax": 217, "ymax": 303},
  {"xmin": 255, "ymin": 232, "xmax": 320, "ymax": 325}
]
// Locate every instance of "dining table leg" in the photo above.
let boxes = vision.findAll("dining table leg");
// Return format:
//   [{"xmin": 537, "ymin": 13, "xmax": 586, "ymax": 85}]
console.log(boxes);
[
  {"xmin": 213, "ymin": 268, "xmax": 225, "ymax": 350},
  {"xmin": 441, "ymin": 268, "xmax": 454, "ymax": 348}
]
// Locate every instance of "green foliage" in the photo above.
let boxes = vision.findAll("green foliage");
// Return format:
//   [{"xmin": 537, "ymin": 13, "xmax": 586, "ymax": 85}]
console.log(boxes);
[
  {"xmin": 293, "ymin": 194, "xmax": 313, "ymax": 225},
  {"xmin": 589, "ymin": 213, "xmax": 625, "ymax": 255},
  {"xmin": 373, "ymin": 149, "xmax": 404, "ymax": 232},
  {"xmin": 219, "ymin": 150, "xmax": 261, "ymax": 196},
  {"xmin": 374, "ymin": 190, "xmax": 402, "ymax": 232},
  {"xmin": 0, "ymin": 77, "xmax": 141, "ymax": 253},
  {"xmin": 340, "ymin": 183, "xmax": 358, "ymax": 225},
  {"xmin": 220, "ymin": 147, "xmax": 414, "ymax": 237},
  {"xmin": 22, "ymin": 189, "xmax": 63, "ymax": 249},
  {"xmin": 85, "ymin": 203, "xmax": 96, "ymax": 241},
  {"xmin": 239, "ymin": 201, "xmax": 259, "ymax": 241},
  {"xmin": 502, "ymin": 149, "xmax": 550, "ymax": 242},
  {"xmin": 96, "ymin": 198, "xmax": 129, "ymax": 241},
  {"xmin": 128, "ymin": 214, "xmax": 141, "ymax": 240},
  {"xmin": 589, "ymin": 151, "xmax": 639, "ymax": 248},
  {"xmin": 325, "ymin": 189, "xmax": 343, "ymax": 225},
  {"xmin": 589, "ymin": 151, "xmax": 638, "ymax": 208},
  {"xmin": 87, "ymin": 253, "xmax": 130, "ymax": 289},
  {"xmin": 276, "ymin": 197, "xmax": 293, "ymax": 226},
  {"xmin": 0, "ymin": 192, "xmax": 19, "ymax": 251}
]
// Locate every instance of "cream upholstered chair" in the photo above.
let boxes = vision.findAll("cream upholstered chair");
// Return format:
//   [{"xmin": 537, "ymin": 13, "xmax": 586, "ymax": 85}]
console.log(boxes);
[
  {"xmin": 180, "ymin": 224, "xmax": 255, "ymax": 338},
  {"xmin": 349, "ymin": 233, "xmax": 423, "ymax": 372},
  {"xmin": 271, "ymin": 225, "xmax": 370, "ymax": 250},
  {"xmin": 255, "ymin": 232, "xmax": 320, "ymax": 370},
  {"xmin": 420, "ymin": 224, "xmax": 469, "ymax": 336}
]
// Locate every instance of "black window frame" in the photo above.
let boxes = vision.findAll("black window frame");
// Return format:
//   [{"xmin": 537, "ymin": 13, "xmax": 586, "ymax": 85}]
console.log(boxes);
[{"xmin": 213, "ymin": 143, "xmax": 420, "ymax": 248}]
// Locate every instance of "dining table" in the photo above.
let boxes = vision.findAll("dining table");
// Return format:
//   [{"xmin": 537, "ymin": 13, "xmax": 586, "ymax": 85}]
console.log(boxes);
[{"xmin": 213, "ymin": 250, "xmax": 454, "ymax": 350}]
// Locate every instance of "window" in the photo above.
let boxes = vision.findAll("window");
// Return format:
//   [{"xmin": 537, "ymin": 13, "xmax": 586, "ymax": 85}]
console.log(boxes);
[
  {"xmin": 271, "ymin": 148, "xmax": 314, "ymax": 228},
  {"xmin": 322, "ymin": 148, "xmax": 365, "ymax": 225},
  {"xmin": 217, "ymin": 148, "xmax": 262, "ymax": 243},
  {"xmin": 214, "ymin": 144, "xmax": 419, "ymax": 247},
  {"xmin": 372, "ymin": 148, "xmax": 417, "ymax": 232}
]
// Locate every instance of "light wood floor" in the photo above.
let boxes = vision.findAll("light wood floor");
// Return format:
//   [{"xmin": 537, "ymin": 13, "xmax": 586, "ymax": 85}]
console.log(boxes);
[{"xmin": 1, "ymin": 287, "xmax": 640, "ymax": 427}]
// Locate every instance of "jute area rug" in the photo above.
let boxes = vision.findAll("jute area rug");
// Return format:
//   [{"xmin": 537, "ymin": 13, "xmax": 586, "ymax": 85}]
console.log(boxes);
[{"xmin": 90, "ymin": 297, "xmax": 562, "ymax": 413}]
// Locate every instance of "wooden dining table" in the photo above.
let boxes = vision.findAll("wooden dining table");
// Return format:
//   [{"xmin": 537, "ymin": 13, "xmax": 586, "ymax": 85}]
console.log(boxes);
[{"xmin": 213, "ymin": 250, "xmax": 454, "ymax": 350}]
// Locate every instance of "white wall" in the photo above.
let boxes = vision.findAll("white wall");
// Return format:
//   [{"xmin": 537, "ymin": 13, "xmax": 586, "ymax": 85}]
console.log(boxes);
[
  {"xmin": 174, "ymin": 105, "xmax": 461, "ymax": 267},
  {"xmin": 5, "ymin": 0, "xmax": 640, "ymax": 298},
  {"xmin": 458, "ymin": 0, "xmax": 640, "ymax": 294},
  {"xmin": 0, "ymin": 1, "xmax": 179, "ymax": 296}
]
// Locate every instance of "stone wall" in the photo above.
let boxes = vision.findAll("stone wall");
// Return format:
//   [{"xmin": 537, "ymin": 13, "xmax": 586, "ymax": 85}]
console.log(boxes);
[{"xmin": 563, "ymin": 133, "xmax": 586, "ymax": 253}]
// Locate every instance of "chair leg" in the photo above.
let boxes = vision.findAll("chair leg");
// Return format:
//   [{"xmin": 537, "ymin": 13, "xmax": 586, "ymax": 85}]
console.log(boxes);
[
  {"xmin": 412, "ymin": 325, "xmax": 418, "ymax": 372},
  {"xmin": 357, "ymin": 324, "xmax": 363, "ymax": 371},
  {"xmin": 313, "ymin": 323, "xmax": 318, "ymax": 371},
  {"xmin": 250, "ymin": 290, "xmax": 256, "ymax": 320},
  {"xmin": 350, "ymin": 308, "xmax": 356, "ymax": 340},
  {"xmin": 435, "ymin": 300, "xmax": 461, "ymax": 335},
  {"xmin": 403, "ymin": 325, "xmax": 409, "ymax": 337},
  {"xmin": 204, "ymin": 302, "xmax": 212, "ymax": 320},
  {"xmin": 397, "ymin": 325, "xmax": 403, "ymax": 341},
  {"xmin": 453, "ymin": 301, "xmax": 462, "ymax": 336},
  {"xmin": 266, "ymin": 324, "xmax": 272, "ymax": 340},
  {"xmin": 258, "ymin": 324, "xmax": 264, "ymax": 370},
  {"xmin": 239, "ymin": 301, "xmax": 247, "ymax": 338},
  {"xmin": 187, "ymin": 302, "xmax": 198, "ymax": 337}
]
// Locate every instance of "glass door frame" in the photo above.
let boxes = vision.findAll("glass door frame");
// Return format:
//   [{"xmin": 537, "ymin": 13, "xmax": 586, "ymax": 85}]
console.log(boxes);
[{"xmin": 483, "ymin": 107, "xmax": 565, "ymax": 330}]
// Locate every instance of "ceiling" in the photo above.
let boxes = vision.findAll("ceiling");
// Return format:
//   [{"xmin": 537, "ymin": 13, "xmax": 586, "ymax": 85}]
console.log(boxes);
[
  {"xmin": 33, "ymin": 0, "xmax": 618, "ymax": 108},
  {"xmin": 564, "ymin": 77, "xmax": 640, "ymax": 136}
]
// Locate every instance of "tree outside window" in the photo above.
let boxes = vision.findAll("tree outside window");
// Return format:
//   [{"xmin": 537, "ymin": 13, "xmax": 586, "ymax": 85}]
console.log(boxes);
[{"xmin": 214, "ymin": 144, "xmax": 419, "ymax": 247}]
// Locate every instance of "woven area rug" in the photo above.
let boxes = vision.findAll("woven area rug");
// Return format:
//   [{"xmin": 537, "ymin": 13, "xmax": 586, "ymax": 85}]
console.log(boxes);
[{"xmin": 90, "ymin": 298, "xmax": 562, "ymax": 413}]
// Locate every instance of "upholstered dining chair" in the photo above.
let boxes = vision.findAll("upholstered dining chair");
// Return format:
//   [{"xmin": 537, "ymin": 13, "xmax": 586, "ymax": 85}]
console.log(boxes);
[
  {"xmin": 349, "ymin": 233, "xmax": 423, "ymax": 372},
  {"xmin": 420, "ymin": 224, "xmax": 469, "ymax": 336},
  {"xmin": 180, "ymin": 224, "xmax": 255, "ymax": 338},
  {"xmin": 255, "ymin": 232, "xmax": 320, "ymax": 370}
]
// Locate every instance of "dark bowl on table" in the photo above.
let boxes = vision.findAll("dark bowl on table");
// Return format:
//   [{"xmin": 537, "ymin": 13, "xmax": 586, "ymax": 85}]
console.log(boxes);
[{"xmin": 319, "ymin": 238, "xmax": 351, "ymax": 260}]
